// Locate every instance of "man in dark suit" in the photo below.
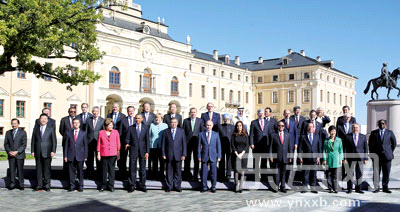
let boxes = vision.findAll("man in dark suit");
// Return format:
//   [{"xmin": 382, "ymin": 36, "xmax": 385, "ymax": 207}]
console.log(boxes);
[
  {"xmin": 337, "ymin": 114, "xmax": 353, "ymax": 140},
  {"xmin": 107, "ymin": 103, "xmax": 126, "ymax": 129},
  {"xmin": 64, "ymin": 118, "xmax": 88, "ymax": 192},
  {"xmin": 250, "ymin": 109, "xmax": 270, "ymax": 180},
  {"xmin": 198, "ymin": 120, "xmax": 221, "ymax": 193},
  {"xmin": 76, "ymin": 103, "xmax": 93, "ymax": 130},
  {"xmin": 218, "ymin": 114, "xmax": 235, "ymax": 181},
  {"xmin": 316, "ymin": 107, "xmax": 331, "ymax": 128},
  {"xmin": 264, "ymin": 107, "xmax": 277, "ymax": 134},
  {"xmin": 298, "ymin": 122, "xmax": 321, "ymax": 193},
  {"xmin": 118, "ymin": 106, "xmax": 136, "ymax": 179},
  {"xmin": 141, "ymin": 102, "xmax": 155, "ymax": 128},
  {"xmin": 369, "ymin": 119, "xmax": 397, "ymax": 193},
  {"xmin": 34, "ymin": 107, "xmax": 56, "ymax": 133},
  {"xmin": 4, "ymin": 118, "xmax": 27, "ymax": 190},
  {"xmin": 281, "ymin": 109, "xmax": 297, "ymax": 185},
  {"xmin": 31, "ymin": 114, "xmax": 57, "ymax": 191},
  {"xmin": 85, "ymin": 106, "xmax": 105, "ymax": 178},
  {"xmin": 182, "ymin": 107, "xmax": 204, "ymax": 181},
  {"xmin": 290, "ymin": 106, "xmax": 306, "ymax": 145},
  {"xmin": 59, "ymin": 107, "xmax": 77, "ymax": 177},
  {"xmin": 162, "ymin": 118, "xmax": 187, "ymax": 192},
  {"xmin": 201, "ymin": 102, "xmax": 220, "ymax": 132},
  {"xmin": 344, "ymin": 123, "xmax": 368, "ymax": 194},
  {"xmin": 269, "ymin": 121, "xmax": 293, "ymax": 193},
  {"xmin": 336, "ymin": 105, "xmax": 356, "ymax": 127},
  {"xmin": 163, "ymin": 103, "xmax": 182, "ymax": 128},
  {"xmin": 126, "ymin": 114, "xmax": 150, "ymax": 192}
]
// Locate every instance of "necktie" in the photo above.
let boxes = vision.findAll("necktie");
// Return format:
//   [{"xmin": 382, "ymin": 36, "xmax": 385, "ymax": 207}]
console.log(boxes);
[
  {"xmin": 40, "ymin": 126, "xmax": 44, "ymax": 138},
  {"xmin": 260, "ymin": 119, "xmax": 264, "ymax": 131},
  {"xmin": 345, "ymin": 123, "xmax": 348, "ymax": 134},
  {"xmin": 354, "ymin": 134, "xmax": 358, "ymax": 146},
  {"xmin": 74, "ymin": 130, "xmax": 78, "ymax": 143},
  {"xmin": 286, "ymin": 120, "xmax": 289, "ymax": 128},
  {"xmin": 136, "ymin": 125, "xmax": 141, "ymax": 137},
  {"xmin": 83, "ymin": 113, "xmax": 86, "ymax": 124},
  {"xmin": 267, "ymin": 117, "xmax": 270, "ymax": 122},
  {"xmin": 70, "ymin": 117, "xmax": 73, "ymax": 128},
  {"xmin": 207, "ymin": 131, "xmax": 211, "ymax": 144},
  {"xmin": 309, "ymin": 134, "xmax": 313, "ymax": 145},
  {"xmin": 13, "ymin": 129, "xmax": 17, "ymax": 139},
  {"xmin": 172, "ymin": 128, "xmax": 175, "ymax": 140},
  {"xmin": 209, "ymin": 112, "xmax": 212, "ymax": 121},
  {"xmin": 113, "ymin": 113, "xmax": 117, "ymax": 124},
  {"xmin": 129, "ymin": 117, "xmax": 133, "ymax": 126},
  {"xmin": 191, "ymin": 118, "xmax": 195, "ymax": 132},
  {"xmin": 380, "ymin": 130, "xmax": 384, "ymax": 141},
  {"xmin": 145, "ymin": 113, "xmax": 148, "ymax": 122},
  {"xmin": 93, "ymin": 118, "xmax": 97, "ymax": 128},
  {"xmin": 296, "ymin": 116, "xmax": 299, "ymax": 124},
  {"xmin": 280, "ymin": 132, "xmax": 283, "ymax": 144}
]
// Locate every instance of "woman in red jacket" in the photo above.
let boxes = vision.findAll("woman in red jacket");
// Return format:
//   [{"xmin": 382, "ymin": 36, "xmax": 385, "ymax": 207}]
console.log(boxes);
[{"xmin": 97, "ymin": 118, "xmax": 120, "ymax": 192}]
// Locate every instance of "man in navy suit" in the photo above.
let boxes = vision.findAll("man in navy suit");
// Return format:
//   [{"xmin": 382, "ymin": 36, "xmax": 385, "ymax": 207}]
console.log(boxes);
[
  {"xmin": 337, "ymin": 114, "xmax": 353, "ymax": 140},
  {"xmin": 64, "ymin": 118, "xmax": 88, "ymax": 192},
  {"xmin": 118, "ymin": 106, "xmax": 136, "ymax": 179},
  {"xmin": 264, "ymin": 107, "xmax": 277, "ymax": 134},
  {"xmin": 85, "ymin": 106, "xmax": 105, "ymax": 179},
  {"xmin": 298, "ymin": 123, "xmax": 321, "ymax": 193},
  {"xmin": 250, "ymin": 109, "xmax": 270, "ymax": 180},
  {"xmin": 281, "ymin": 109, "xmax": 297, "ymax": 184},
  {"xmin": 201, "ymin": 102, "xmax": 220, "ymax": 132},
  {"xmin": 4, "ymin": 118, "xmax": 27, "ymax": 190},
  {"xmin": 126, "ymin": 114, "xmax": 150, "ymax": 192},
  {"xmin": 163, "ymin": 103, "xmax": 182, "ymax": 128},
  {"xmin": 59, "ymin": 107, "xmax": 77, "ymax": 178},
  {"xmin": 182, "ymin": 107, "xmax": 204, "ymax": 181},
  {"xmin": 76, "ymin": 103, "xmax": 93, "ymax": 130},
  {"xmin": 290, "ymin": 106, "xmax": 306, "ymax": 144},
  {"xmin": 141, "ymin": 102, "xmax": 155, "ymax": 128},
  {"xmin": 336, "ymin": 105, "xmax": 356, "ymax": 127},
  {"xmin": 162, "ymin": 118, "xmax": 187, "ymax": 192},
  {"xmin": 269, "ymin": 121, "xmax": 293, "ymax": 193},
  {"xmin": 107, "ymin": 103, "xmax": 126, "ymax": 130},
  {"xmin": 369, "ymin": 119, "xmax": 397, "ymax": 193},
  {"xmin": 344, "ymin": 123, "xmax": 368, "ymax": 194},
  {"xmin": 198, "ymin": 120, "xmax": 221, "ymax": 193}
]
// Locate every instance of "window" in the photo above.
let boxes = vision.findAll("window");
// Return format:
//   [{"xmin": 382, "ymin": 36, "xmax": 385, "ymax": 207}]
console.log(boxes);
[
  {"xmin": 201, "ymin": 67, "xmax": 205, "ymax": 74},
  {"xmin": 257, "ymin": 92, "xmax": 263, "ymax": 104},
  {"xmin": 16, "ymin": 101, "xmax": 25, "ymax": 117},
  {"xmin": 221, "ymin": 88, "xmax": 225, "ymax": 101},
  {"xmin": 142, "ymin": 69, "xmax": 152, "ymax": 93},
  {"xmin": 70, "ymin": 104, "xmax": 77, "ymax": 109},
  {"xmin": 350, "ymin": 97, "xmax": 353, "ymax": 106},
  {"xmin": 189, "ymin": 83, "xmax": 192, "ymax": 97},
  {"xmin": 44, "ymin": 63, "xmax": 53, "ymax": 81},
  {"xmin": 238, "ymin": 91, "xmax": 241, "ymax": 102},
  {"xmin": 71, "ymin": 42, "xmax": 78, "ymax": 49},
  {"xmin": 246, "ymin": 76, "xmax": 249, "ymax": 82},
  {"xmin": 303, "ymin": 89, "xmax": 310, "ymax": 103},
  {"xmin": 44, "ymin": 76, "xmax": 52, "ymax": 81},
  {"xmin": 257, "ymin": 77, "xmax": 263, "ymax": 83},
  {"xmin": 213, "ymin": 69, "xmax": 216, "ymax": 76},
  {"xmin": 171, "ymin": 76, "xmax": 179, "ymax": 96},
  {"xmin": 327, "ymin": 91, "xmax": 330, "ymax": 103},
  {"xmin": 245, "ymin": 92, "xmax": 249, "ymax": 104},
  {"xmin": 201, "ymin": 85, "xmax": 205, "ymax": 98},
  {"xmin": 333, "ymin": 77, "xmax": 336, "ymax": 83},
  {"xmin": 345, "ymin": 96, "xmax": 348, "ymax": 105},
  {"xmin": 109, "ymin": 66, "xmax": 120, "ymax": 89},
  {"xmin": 340, "ymin": 94, "xmax": 342, "ymax": 105},
  {"xmin": 288, "ymin": 90, "xmax": 294, "ymax": 103},
  {"xmin": 17, "ymin": 70, "xmax": 26, "ymax": 79},
  {"xmin": 304, "ymin": 72, "xmax": 310, "ymax": 79},
  {"xmin": 230, "ymin": 73, "xmax": 233, "ymax": 79},
  {"xmin": 272, "ymin": 91, "xmax": 278, "ymax": 103},
  {"xmin": 43, "ymin": 102, "xmax": 52, "ymax": 112},
  {"xmin": 0, "ymin": 99, "xmax": 3, "ymax": 116},
  {"xmin": 289, "ymin": 74, "xmax": 295, "ymax": 80},
  {"xmin": 221, "ymin": 71, "xmax": 224, "ymax": 77},
  {"xmin": 225, "ymin": 56, "xmax": 230, "ymax": 64},
  {"xmin": 320, "ymin": 90, "xmax": 323, "ymax": 102},
  {"xmin": 273, "ymin": 75, "xmax": 278, "ymax": 82},
  {"xmin": 320, "ymin": 73, "xmax": 323, "ymax": 79},
  {"xmin": 229, "ymin": 90, "xmax": 233, "ymax": 102},
  {"xmin": 333, "ymin": 93, "xmax": 336, "ymax": 104},
  {"xmin": 0, "ymin": 127, "xmax": 3, "ymax": 135},
  {"xmin": 213, "ymin": 87, "xmax": 217, "ymax": 99},
  {"xmin": 283, "ymin": 58, "xmax": 288, "ymax": 65},
  {"xmin": 189, "ymin": 64, "xmax": 192, "ymax": 71},
  {"xmin": 238, "ymin": 75, "xmax": 241, "ymax": 81}
]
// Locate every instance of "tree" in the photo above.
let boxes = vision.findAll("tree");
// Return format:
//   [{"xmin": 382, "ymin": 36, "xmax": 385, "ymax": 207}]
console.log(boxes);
[{"xmin": 0, "ymin": 0, "xmax": 123, "ymax": 90}]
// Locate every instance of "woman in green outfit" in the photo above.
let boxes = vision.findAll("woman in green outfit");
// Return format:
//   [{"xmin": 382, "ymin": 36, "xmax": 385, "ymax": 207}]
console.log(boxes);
[{"xmin": 323, "ymin": 125, "xmax": 344, "ymax": 193}]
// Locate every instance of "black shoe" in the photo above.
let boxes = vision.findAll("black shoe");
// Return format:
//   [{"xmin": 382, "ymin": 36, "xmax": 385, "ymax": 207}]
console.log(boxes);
[
  {"xmin": 176, "ymin": 189, "xmax": 182, "ymax": 192},
  {"xmin": 347, "ymin": 189, "xmax": 352, "ymax": 194},
  {"xmin": 301, "ymin": 191, "xmax": 307, "ymax": 193},
  {"xmin": 373, "ymin": 189, "xmax": 380, "ymax": 193},
  {"xmin": 355, "ymin": 190, "xmax": 364, "ymax": 194},
  {"xmin": 201, "ymin": 190, "xmax": 207, "ymax": 193},
  {"xmin": 165, "ymin": 189, "xmax": 171, "ymax": 193},
  {"xmin": 78, "ymin": 189, "xmax": 83, "ymax": 192},
  {"xmin": 45, "ymin": 188, "xmax": 50, "ymax": 192},
  {"xmin": 211, "ymin": 189, "xmax": 216, "ymax": 193},
  {"xmin": 383, "ymin": 189, "xmax": 392, "ymax": 193},
  {"xmin": 311, "ymin": 190, "xmax": 318, "ymax": 194},
  {"xmin": 281, "ymin": 189, "xmax": 287, "ymax": 193},
  {"xmin": 239, "ymin": 189, "xmax": 243, "ymax": 193},
  {"xmin": 19, "ymin": 187, "xmax": 24, "ymax": 191},
  {"xmin": 68, "ymin": 188, "xmax": 74, "ymax": 192},
  {"xmin": 142, "ymin": 188, "xmax": 147, "ymax": 192},
  {"xmin": 8, "ymin": 187, "xmax": 15, "ymax": 190},
  {"xmin": 128, "ymin": 188, "xmax": 135, "ymax": 193}
]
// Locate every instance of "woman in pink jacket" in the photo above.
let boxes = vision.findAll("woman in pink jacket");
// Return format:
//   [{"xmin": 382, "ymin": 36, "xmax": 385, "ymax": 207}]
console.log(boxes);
[{"xmin": 97, "ymin": 118, "xmax": 120, "ymax": 192}]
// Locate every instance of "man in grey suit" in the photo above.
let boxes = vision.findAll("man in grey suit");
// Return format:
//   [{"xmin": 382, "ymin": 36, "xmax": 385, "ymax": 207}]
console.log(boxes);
[
  {"xmin": 85, "ymin": 106, "xmax": 105, "ymax": 179},
  {"xmin": 31, "ymin": 114, "xmax": 57, "ymax": 191},
  {"xmin": 141, "ymin": 102, "xmax": 155, "ymax": 128},
  {"xmin": 4, "ymin": 118, "xmax": 27, "ymax": 190}
]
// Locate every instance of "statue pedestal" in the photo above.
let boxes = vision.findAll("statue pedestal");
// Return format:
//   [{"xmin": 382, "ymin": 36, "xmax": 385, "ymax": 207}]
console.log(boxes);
[{"xmin": 367, "ymin": 99, "xmax": 400, "ymax": 143}]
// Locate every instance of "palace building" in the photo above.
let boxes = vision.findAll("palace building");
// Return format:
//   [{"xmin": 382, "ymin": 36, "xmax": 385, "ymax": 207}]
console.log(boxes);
[{"xmin": 0, "ymin": 1, "xmax": 357, "ymax": 137}]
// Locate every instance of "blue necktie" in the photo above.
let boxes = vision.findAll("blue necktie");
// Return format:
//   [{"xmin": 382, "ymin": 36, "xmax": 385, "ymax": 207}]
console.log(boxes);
[
  {"xmin": 136, "ymin": 125, "xmax": 141, "ymax": 137},
  {"xmin": 113, "ymin": 113, "xmax": 117, "ymax": 124},
  {"xmin": 172, "ymin": 128, "xmax": 175, "ymax": 140},
  {"xmin": 309, "ymin": 134, "xmax": 313, "ymax": 145},
  {"xmin": 13, "ymin": 129, "xmax": 17, "ymax": 139},
  {"xmin": 380, "ymin": 130, "xmax": 384, "ymax": 141}
]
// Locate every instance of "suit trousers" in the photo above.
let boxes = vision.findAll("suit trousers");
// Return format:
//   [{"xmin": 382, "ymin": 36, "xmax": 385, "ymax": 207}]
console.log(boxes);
[
  {"xmin": 85, "ymin": 140, "xmax": 101, "ymax": 179},
  {"xmin": 373, "ymin": 157, "xmax": 392, "ymax": 190},
  {"xmin": 148, "ymin": 148, "xmax": 163, "ymax": 178},
  {"xmin": 346, "ymin": 160, "xmax": 363, "ymax": 190},
  {"xmin": 68, "ymin": 159, "xmax": 84, "ymax": 189},
  {"xmin": 271, "ymin": 161, "xmax": 287, "ymax": 190},
  {"xmin": 218, "ymin": 138, "xmax": 232, "ymax": 179},
  {"xmin": 129, "ymin": 156, "xmax": 147, "ymax": 189},
  {"xmin": 326, "ymin": 168, "xmax": 338, "ymax": 191},
  {"xmin": 184, "ymin": 137, "xmax": 199, "ymax": 179},
  {"xmin": 166, "ymin": 159, "xmax": 182, "ymax": 190},
  {"xmin": 201, "ymin": 160, "xmax": 217, "ymax": 191},
  {"xmin": 35, "ymin": 155, "xmax": 52, "ymax": 188},
  {"xmin": 303, "ymin": 161, "xmax": 317, "ymax": 188},
  {"xmin": 101, "ymin": 156, "xmax": 116, "ymax": 189},
  {"xmin": 252, "ymin": 143, "xmax": 268, "ymax": 179},
  {"xmin": 8, "ymin": 157, "xmax": 24, "ymax": 188}
]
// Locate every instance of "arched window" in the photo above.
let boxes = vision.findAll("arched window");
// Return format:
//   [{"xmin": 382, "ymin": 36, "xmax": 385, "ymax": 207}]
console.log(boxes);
[
  {"xmin": 171, "ymin": 76, "xmax": 179, "ymax": 96},
  {"xmin": 142, "ymin": 69, "xmax": 152, "ymax": 93},
  {"xmin": 109, "ymin": 66, "xmax": 120, "ymax": 89}
]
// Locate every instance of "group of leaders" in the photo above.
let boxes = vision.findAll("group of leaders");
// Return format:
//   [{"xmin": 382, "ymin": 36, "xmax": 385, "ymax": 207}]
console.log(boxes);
[{"xmin": 3, "ymin": 102, "xmax": 396, "ymax": 194}]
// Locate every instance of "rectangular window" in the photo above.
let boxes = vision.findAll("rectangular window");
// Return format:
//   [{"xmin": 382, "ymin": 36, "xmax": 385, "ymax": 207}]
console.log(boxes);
[
  {"xmin": 257, "ymin": 77, "xmax": 263, "ymax": 83},
  {"xmin": 238, "ymin": 75, "xmax": 241, "ymax": 81},
  {"xmin": 289, "ymin": 74, "xmax": 295, "ymax": 80},
  {"xmin": 246, "ymin": 76, "xmax": 249, "ymax": 82},
  {"xmin": 345, "ymin": 96, "xmax": 348, "ymax": 105},
  {"xmin": 245, "ymin": 92, "xmax": 249, "ymax": 104},
  {"xmin": 230, "ymin": 73, "xmax": 233, "ymax": 79},
  {"xmin": 0, "ymin": 127, "xmax": 3, "ymax": 135},
  {"xmin": 221, "ymin": 88, "xmax": 225, "ymax": 101},
  {"xmin": 272, "ymin": 91, "xmax": 278, "ymax": 103},
  {"xmin": 303, "ymin": 89, "xmax": 310, "ymax": 102},
  {"xmin": 189, "ymin": 64, "xmax": 192, "ymax": 71},
  {"xmin": 221, "ymin": 71, "xmax": 224, "ymax": 77},
  {"xmin": 189, "ymin": 83, "xmax": 192, "ymax": 97},
  {"xmin": 273, "ymin": 75, "xmax": 278, "ymax": 81},
  {"xmin": 257, "ymin": 92, "xmax": 263, "ymax": 104},
  {"xmin": 213, "ymin": 87, "xmax": 217, "ymax": 99},
  {"xmin": 283, "ymin": 58, "xmax": 288, "ymax": 65},
  {"xmin": 350, "ymin": 97, "xmax": 353, "ymax": 106},
  {"xmin": 16, "ymin": 101, "xmax": 25, "ymax": 117},
  {"xmin": 201, "ymin": 67, "xmax": 205, "ymax": 74},
  {"xmin": 201, "ymin": 85, "xmax": 205, "ymax": 98},
  {"xmin": 43, "ymin": 102, "xmax": 52, "ymax": 112},
  {"xmin": 333, "ymin": 93, "xmax": 336, "ymax": 104},
  {"xmin": 340, "ymin": 94, "xmax": 342, "ymax": 105},
  {"xmin": 288, "ymin": 90, "xmax": 294, "ymax": 103},
  {"xmin": 213, "ymin": 69, "xmax": 216, "ymax": 76},
  {"xmin": 320, "ymin": 90, "xmax": 323, "ymax": 102},
  {"xmin": 238, "ymin": 91, "xmax": 241, "ymax": 102},
  {"xmin": 0, "ymin": 99, "xmax": 3, "ymax": 116},
  {"xmin": 304, "ymin": 72, "xmax": 310, "ymax": 79},
  {"xmin": 327, "ymin": 91, "xmax": 330, "ymax": 103},
  {"xmin": 17, "ymin": 70, "xmax": 26, "ymax": 79}
]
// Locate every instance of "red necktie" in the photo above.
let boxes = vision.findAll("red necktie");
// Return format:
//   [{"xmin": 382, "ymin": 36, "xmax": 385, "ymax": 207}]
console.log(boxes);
[
  {"xmin": 261, "ymin": 119, "xmax": 264, "ymax": 131},
  {"xmin": 280, "ymin": 132, "xmax": 284, "ymax": 144},
  {"xmin": 286, "ymin": 120, "xmax": 289, "ymax": 128},
  {"xmin": 74, "ymin": 130, "xmax": 78, "ymax": 143}
]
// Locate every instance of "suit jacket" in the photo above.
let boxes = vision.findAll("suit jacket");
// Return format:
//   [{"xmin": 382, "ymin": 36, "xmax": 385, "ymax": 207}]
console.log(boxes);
[
  {"xmin": 369, "ymin": 129, "xmax": 397, "ymax": 161},
  {"xmin": 264, "ymin": 117, "xmax": 277, "ymax": 134},
  {"xmin": 201, "ymin": 112, "xmax": 221, "ymax": 132},
  {"xmin": 163, "ymin": 113, "xmax": 183, "ymax": 128},
  {"xmin": 59, "ymin": 116, "xmax": 75, "ymax": 146},
  {"xmin": 161, "ymin": 127, "xmax": 187, "ymax": 161},
  {"xmin": 64, "ymin": 129, "xmax": 88, "ymax": 162},
  {"xmin": 97, "ymin": 130, "xmax": 121, "ymax": 156},
  {"xmin": 198, "ymin": 131, "xmax": 221, "ymax": 163},
  {"xmin": 85, "ymin": 116, "xmax": 105, "ymax": 143},
  {"xmin": 219, "ymin": 123, "xmax": 235, "ymax": 143},
  {"xmin": 31, "ymin": 125, "xmax": 57, "ymax": 158},
  {"xmin": 107, "ymin": 112, "xmax": 126, "ymax": 129},
  {"xmin": 4, "ymin": 128, "xmax": 27, "ymax": 159},
  {"xmin": 336, "ymin": 122, "xmax": 353, "ymax": 140},
  {"xmin": 249, "ymin": 119, "xmax": 270, "ymax": 148},
  {"xmin": 119, "ymin": 116, "xmax": 135, "ymax": 146},
  {"xmin": 76, "ymin": 112, "xmax": 93, "ymax": 129},
  {"xmin": 344, "ymin": 133, "xmax": 368, "ymax": 161},
  {"xmin": 298, "ymin": 133, "xmax": 321, "ymax": 164},
  {"xmin": 336, "ymin": 116, "xmax": 356, "ymax": 128},
  {"xmin": 269, "ymin": 132, "xmax": 293, "ymax": 164},
  {"xmin": 301, "ymin": 119, "xmax": 323, "ymax": 136},
  {"xmin": 141, "ymin": 112, "xmax": 156, "ymax": 127},
  {"xmin": 34, "ymin": 118, "xmax": 56, "ymax": 133},
  {"xmin": 182, "ymin": 117, "xmax": 204, "ymax": 141},
  {"xmin": 281, "ymin": 118, "xmax": 298, "ymax": 146},
  {"xmin": 126, "ymin": 124, "xmax": 150, "ymax": 159},
  {"xmin": 290, "ymin": 115, "xmax": 306, "ymax": 138}
]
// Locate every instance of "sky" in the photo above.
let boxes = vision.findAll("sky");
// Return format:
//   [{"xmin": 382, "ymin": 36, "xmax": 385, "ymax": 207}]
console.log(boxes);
[{"xmin": 135, "ymin": 0, "xmax": 400, "ymax": 125}]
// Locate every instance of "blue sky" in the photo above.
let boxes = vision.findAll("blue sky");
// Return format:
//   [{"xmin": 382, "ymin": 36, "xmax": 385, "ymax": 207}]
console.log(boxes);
[{"xmin": 136, "ymin": 0, "xmax": 400, "ymax": 125}]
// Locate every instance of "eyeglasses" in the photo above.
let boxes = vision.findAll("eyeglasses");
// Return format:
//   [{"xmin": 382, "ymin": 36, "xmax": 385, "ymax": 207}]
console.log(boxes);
[
  {"xmin": 278, "ymin": 125, "xmax": 284, "ymax": 127},
  {"xmin": 69, "ymin": 111, "xmax": 76, "ymax": 113}
]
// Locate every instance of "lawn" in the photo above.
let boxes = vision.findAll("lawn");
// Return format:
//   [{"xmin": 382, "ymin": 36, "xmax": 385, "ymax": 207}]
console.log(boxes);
[{"xmin": 0, "ymin": 152, "xmax": 35, "ymax": 161}]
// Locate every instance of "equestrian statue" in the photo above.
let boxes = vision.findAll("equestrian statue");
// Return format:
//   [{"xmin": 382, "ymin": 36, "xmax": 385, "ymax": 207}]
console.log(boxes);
[{"xmin": 364, "ymin": 62, "xmax": 400, "ymax": 100}]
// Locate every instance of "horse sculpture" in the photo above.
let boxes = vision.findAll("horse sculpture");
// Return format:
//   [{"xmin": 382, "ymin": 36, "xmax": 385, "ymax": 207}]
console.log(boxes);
[{"xmin": 364, "ymin": 68, "xmax": 400, "ymax": 100}]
